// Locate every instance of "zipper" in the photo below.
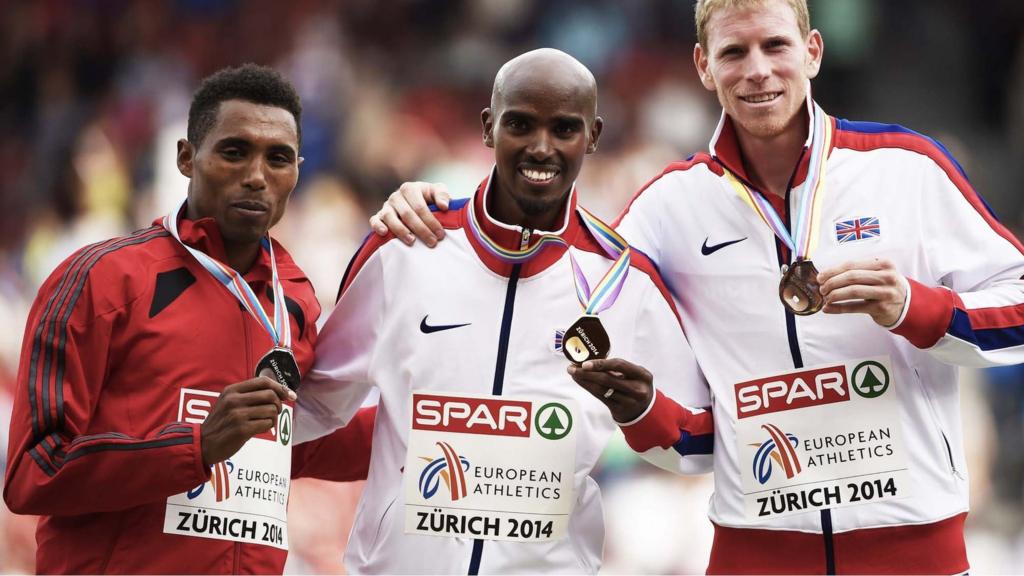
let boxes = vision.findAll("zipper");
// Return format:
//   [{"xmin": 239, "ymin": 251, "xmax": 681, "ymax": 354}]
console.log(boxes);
[
  {"xmin": 762, "ymin": 150, "xmax": 838, "ymax": 574},
  {"xmin": 469, "ymin": 260, "xmax": 523, "ymax": 574},
  {"xmin": 913, "ymin": 368, "xmax": 965, "ymax": 480}
]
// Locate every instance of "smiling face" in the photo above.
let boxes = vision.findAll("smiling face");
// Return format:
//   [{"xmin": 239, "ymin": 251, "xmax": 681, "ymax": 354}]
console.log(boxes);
[
  {"xmin": 694, "ymin": 0, "xmax": 822, "ymax": 142},
  {"xmin": 482, "ymin": 50, "xmax": 602, "ymax": 230},
  {"xmin": 177, "ymin": 99, "xmax": 300, "ymax": 256}
]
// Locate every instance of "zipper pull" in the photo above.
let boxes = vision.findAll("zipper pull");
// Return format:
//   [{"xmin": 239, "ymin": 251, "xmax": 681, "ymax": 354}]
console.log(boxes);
[{"xmin": 520, "ymin": 228, "xmax": 531, "ymax": 250}]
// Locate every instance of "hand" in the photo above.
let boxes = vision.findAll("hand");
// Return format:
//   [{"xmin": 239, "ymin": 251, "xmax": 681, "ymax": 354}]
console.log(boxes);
[
  {"xmin": 817, "ymin": 258, "xmax": 908, "ymax": 327},
  {"xmin": 200, "ymin": 377, "xmax": 296, "ymax": 467},
  {"xmin": 567, "ymin": 358, "xmax": 655, "ymax": 423},
  {"xmin": 369, "ymin": 182, "xmax": 450, "ymax": 247}
]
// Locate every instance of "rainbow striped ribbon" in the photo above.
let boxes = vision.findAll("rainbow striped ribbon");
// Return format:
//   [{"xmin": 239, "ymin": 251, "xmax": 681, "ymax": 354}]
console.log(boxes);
[
  {"xmin": 465, "ymin": 193, "xmax": 631, "ymax": 315},
  {"xmin": 723, "ymin": 100, "xmax": 833, "ymax": 261},
  {"xmin": 162, "ymin": 198, "xmax": 291, "ymax": 349}
]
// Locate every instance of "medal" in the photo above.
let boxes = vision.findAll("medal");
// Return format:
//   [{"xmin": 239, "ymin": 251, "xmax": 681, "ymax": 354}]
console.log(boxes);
[
  {"xmin": 163, "ymin": 198, "xmax": 298, "ymax": 385},
  {"xmin": 563, "ymin": 315, "xmax": 611, "ymax": 365},
  {"xmin": 256, "ymin": 347, "xmax": 302, "ymax": 391},
  {"xmin": 779, "ymin": 260, "xmax": 824, "ymax": 315},
  {"xmin": 721, "ymin": 96, "xmax": 833, "ymax": 316}
]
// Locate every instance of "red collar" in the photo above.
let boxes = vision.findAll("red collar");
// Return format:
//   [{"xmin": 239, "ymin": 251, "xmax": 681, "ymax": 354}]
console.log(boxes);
[
  {"xmin": 461, "ymin": 169, "xmax": 585, "ymax": 278},
  {"xmin": 153, "ymin": 208, "xmax": 307, "ymax": 283},
  {"xmin": 708, "ymin": 96, "xmax": 836, "ymax": 195}
]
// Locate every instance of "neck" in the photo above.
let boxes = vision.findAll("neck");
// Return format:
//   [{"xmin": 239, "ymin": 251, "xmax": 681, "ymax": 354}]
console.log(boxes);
[
  {"xmin": 734, "ymin": 115, "xmax": 808, "ymax": 199},
  {"xmin": 488, "ymin": 186, "xmax": 565, "ymax": 232},
  {"xmin": 224, "ymin": 241, "xmax": 261, "ymax": 273},
  {"xmin": 185, "ymin": 197, "xmax": 261, "ymax": 273}
]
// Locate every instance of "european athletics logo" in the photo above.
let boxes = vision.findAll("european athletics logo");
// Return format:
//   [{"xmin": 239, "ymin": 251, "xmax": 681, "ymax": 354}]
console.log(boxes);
[
  {"xmin": 187, "ymin": 459, "xmax": 234, "ymax": 501},
  {"xmin": 752, "ymin": 424, "xmax": 802, "ymax": 485},
  {"xmin": 418, "ymin": 442, "xmax": 471, "ymax": 500}
]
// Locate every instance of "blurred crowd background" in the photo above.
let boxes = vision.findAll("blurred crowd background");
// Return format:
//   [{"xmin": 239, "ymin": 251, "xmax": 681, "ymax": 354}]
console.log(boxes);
[{"xmin": 1, "ymin": 0, "xmax": 1023, "ymax": 572}]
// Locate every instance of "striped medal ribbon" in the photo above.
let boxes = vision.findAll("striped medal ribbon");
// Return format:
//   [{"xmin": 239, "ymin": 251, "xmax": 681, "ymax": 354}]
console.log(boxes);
[
  {"xmin": 162, "ymin": 198, "xmax": 300, "ymax": 389},
  {"xmin": 721, "ymin": 99, "xmax": 833, "ymax": 315},
  {"xmin": 466, "ymin": 195, "xmax": 631, "ymax": 363}
]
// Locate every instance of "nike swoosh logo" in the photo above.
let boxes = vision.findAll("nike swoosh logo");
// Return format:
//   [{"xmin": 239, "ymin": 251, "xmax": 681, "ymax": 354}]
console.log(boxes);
[
  {"xmin": 420, "ymin": 315, "xmax": 471, "ymax": 334},
  {"xmin": 701, "ymin": 236, "xmax": 747, "ymax": 255}
]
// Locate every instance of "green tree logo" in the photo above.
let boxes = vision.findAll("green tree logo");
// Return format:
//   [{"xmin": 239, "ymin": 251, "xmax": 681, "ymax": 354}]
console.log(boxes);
[
  {"xmin": 851, "ymin": 361, "xmax": 890, "ymax": 398},
  {"xmin": 279, "ymin": 409, "xmax": 292, "ymax": 446},
  {"xmin": 534, "ymin": 402, "xmax": 573, "ymax": 440}
]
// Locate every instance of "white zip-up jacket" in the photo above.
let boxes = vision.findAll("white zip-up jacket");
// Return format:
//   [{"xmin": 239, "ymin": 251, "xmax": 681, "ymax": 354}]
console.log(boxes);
[
  {"xmin": 615, "ymin": 105, "xmax": 1024, "ymax": 574},
  {"xmin": 295, "ymin": 173, "xmax": 712, "ymax": 574}
]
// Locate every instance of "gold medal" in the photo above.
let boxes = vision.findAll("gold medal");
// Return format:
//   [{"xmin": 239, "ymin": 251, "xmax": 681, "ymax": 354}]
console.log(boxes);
[
  {"xmin": 563, "ymin": 315, "xmax": 610, "ymax": 365},
  {"xmin": 779, "ymin": 260, "xmax": 824, "ymax": 315}
]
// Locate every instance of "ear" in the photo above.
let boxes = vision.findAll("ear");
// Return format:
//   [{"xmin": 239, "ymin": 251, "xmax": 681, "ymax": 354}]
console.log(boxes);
[
  {"xmin": 176, "ymin": 139, "xmax": 195, "ymax": 178},
  {"xmin": 805, "ymin": 29, "xmax": 824, "ymax": 79},
  {"xmin": 586, "ymin": 116, "xmax": 604, "ymax": 154},
  {"xmin": 694, "ymin": 43, "xmax": 716, "ymax": 92},
  {"xmin": 297, "ymin": 156, "xmax": 305, "ymax": 167},
  {"xmin": 481, "ymin": 107, "xmax": 495, "ymax": 148}
]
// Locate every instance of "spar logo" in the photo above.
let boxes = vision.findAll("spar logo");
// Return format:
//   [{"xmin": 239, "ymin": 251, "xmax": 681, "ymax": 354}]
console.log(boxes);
[
  {"xmin": 418, "ymin": 442, "xmax": 471, "ymax": 501},
  {"xmin": 412, "ymin": 394, "xmax": 532, "ymax": 437},
  {"xmin": 752, "ymin": 424, "xmax": 802, "ymax": 485},
  {"xmin": 735, "ymin": 365, "xmax": 849, "ymax": 418},
  {"xmin": 187, "ymin": 459, "xmax": 234, "ymax": 502}
]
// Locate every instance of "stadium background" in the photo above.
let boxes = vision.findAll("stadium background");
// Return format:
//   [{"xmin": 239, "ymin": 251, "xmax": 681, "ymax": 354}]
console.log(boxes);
[{"xmin": 1, "ymin": 0, "xmax": 1023, "ymax": 572}]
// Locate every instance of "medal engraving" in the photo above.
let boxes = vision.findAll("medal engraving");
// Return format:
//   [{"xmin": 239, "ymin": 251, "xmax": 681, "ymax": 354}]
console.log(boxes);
[
  {"xmin": 563, "ymin": 315, "xmax": 611, "ymax": 365},
  {"xmin": 256, "ymin": 347, "xmax": 301, "ymax": 391},
  {"xmin": 779, "ymin": 260, "xmax": 824, "ymax": 315}
]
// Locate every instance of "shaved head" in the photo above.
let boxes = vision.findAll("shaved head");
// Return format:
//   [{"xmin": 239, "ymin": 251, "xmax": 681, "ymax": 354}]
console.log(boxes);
[
  {"xmin": 481, "ymin": 48, "xmax": 603, "ymax": 231},
  {"xmin": 491, "ymin": 48, "xmax": 598, "ymax": 121}
]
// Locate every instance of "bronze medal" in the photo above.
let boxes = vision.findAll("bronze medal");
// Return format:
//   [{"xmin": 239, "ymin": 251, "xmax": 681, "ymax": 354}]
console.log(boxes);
[
  {"xmin": 563, "ymin": 315, "xmax": 611, "ymax": 365},
  {"xmin": 779, "ymin": 260, "xmax": 825, "ymax": 315},
  {"xmin": 255, "ymin": 347, "xmax": 302, "ymax": 391}
]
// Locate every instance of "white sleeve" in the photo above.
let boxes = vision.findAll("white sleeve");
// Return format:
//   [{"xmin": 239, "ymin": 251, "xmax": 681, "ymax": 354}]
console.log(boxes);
[
  {"xmin": 294, "ymin": 247, "xmax": 385, "ymax": 443},
  {"xmin": 889, "ymin": 152, "xmax": 1024, "ymax": 367},
  {"xmin": 620, "ymin": 280, "xmax": 714, "ymax": 475},
  {"xmin": 614, "ymin": 178, "xmax": 672, "ymax": 268}
]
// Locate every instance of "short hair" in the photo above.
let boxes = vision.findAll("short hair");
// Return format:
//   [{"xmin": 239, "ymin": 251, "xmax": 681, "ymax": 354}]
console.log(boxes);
[
  {"xmin": 187, "ymin": 63, "xmax": 302, "ymax": 147},
  {"xmin": 695, "ymin": 0, "xmax": 810, "ymax": 48}
]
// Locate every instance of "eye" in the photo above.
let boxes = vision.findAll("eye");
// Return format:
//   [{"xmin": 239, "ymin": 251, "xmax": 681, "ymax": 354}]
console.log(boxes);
[
  {"xmin": 554, "ymin": 122, "xmax": 579, "ymax": 137},
  {"xmin": 505, "ymin": 118, "xmax": 528, "ymax": 132},
  {"xmin": 220, "ymin": 147, "xmax": 244, "ymax": 160},
  {"xmin": 268, "ymin": 153, "xmax": 292, "ymax": 166}
]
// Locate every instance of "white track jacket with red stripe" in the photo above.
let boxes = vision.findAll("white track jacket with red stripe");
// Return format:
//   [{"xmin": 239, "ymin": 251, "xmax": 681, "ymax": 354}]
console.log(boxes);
[{"xmin": 614, "ymin": 105, "xmax": 1024, "ymax": 573}]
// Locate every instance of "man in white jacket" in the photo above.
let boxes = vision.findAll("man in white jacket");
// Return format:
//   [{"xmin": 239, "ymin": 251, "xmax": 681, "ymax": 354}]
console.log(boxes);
[
  {"xmin": 295, "ymin": 49, "xmax": 713, "ymax": 574},
  {"xmin": 370, "ymin": 1, "xmax": 1024, "ymax": 573}
]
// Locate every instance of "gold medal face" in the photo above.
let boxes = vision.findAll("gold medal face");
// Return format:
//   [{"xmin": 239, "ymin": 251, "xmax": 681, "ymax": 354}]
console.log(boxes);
[
  {"xmin": 779, "ymin": 260, "xmax": 824, "ymax": 315},
  {"xmin": 562, "ymin": 315, "xmax": 611, "ymax": 365}
]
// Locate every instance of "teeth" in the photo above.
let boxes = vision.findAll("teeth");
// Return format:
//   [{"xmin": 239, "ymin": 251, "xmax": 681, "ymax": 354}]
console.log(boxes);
[
  {"xmin": 521, "ymin": 168, "xmax": 557, "ymax": 182},
  {"xmin": 743, "ymin": 92, "xmax": 780, "ymax": 103}
]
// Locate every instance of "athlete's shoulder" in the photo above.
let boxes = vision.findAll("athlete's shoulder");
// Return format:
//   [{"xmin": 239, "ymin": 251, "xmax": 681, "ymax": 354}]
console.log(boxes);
[
  {"xmin": 337, "ymin": 198, "xmax": 471, "ymax": 301},
  {"xmin": 832, "ymin": 118, "xmax": 968, "ymax": 176},
  {"xmin": 51, "ymin": 225, "xmax": 171, "ymax": 281}
]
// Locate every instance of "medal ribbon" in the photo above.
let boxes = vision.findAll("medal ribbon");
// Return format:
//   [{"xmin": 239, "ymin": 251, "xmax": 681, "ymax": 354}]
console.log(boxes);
[
  {"xmin": 162, "ymin": 198, "xmax": 291, "ymax": 349},
  {"xmin": 723, "ymin": 99, "xmax": 833, "ymax": 261},
  {"xmin": 466, "ymin": 188, "xmax": 631, "ymax": 315}
]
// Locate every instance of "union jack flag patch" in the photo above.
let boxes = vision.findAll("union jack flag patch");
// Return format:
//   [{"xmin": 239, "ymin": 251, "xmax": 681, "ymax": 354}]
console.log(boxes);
[{"xmin": 835, "ymin": 217, "xmax": 880, "ymax": 244}]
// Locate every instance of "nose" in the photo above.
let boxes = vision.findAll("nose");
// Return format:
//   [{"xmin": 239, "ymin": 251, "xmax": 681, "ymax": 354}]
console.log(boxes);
[
  {"xmin": 525, "ymin": 129, "xmax": 555, "ymax": 161},
  {"xmin": 743, "ymin": 48, "xmax": 771, "ymax": 83},
  {"xmin": 240, "ymin": 157, "xmax": 268, "ymax": 191}
]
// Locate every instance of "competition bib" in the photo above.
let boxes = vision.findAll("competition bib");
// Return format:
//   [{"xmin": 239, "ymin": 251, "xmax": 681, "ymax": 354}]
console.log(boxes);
[
  {"xmin": 403, "ymin": 392, "xmax": 577, "ymax": 543},
  {"xmin": 163, "ymin": 388, "xmax": 294, "ymax": 550},
  {"xmin": 734, "ymin": 357, "xmax": 910, "ymax": 521}
]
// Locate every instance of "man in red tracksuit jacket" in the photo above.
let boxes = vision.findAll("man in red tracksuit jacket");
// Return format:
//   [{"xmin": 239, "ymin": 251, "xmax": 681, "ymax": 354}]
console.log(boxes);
[{"xmin": 4, "ymin": 64, "xmax": 374, "ymax": 574}]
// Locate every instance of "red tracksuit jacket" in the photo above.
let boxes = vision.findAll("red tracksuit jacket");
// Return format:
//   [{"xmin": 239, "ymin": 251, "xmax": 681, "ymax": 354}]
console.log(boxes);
[{"xmin": 4, "ymin": 215, "xmax": 373, "ymax": 574}]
